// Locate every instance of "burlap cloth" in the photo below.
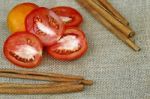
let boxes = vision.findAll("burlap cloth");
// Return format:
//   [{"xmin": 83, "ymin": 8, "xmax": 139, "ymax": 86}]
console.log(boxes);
[{"xmin": 0, "ymin": 0, "xmax": 150, "ymax": 99}]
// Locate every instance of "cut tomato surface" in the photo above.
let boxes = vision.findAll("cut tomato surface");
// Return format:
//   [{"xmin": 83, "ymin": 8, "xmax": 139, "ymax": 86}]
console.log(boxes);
[
  {"xmin": 3, "ymin": 32, "xmax": 43, "ymax": 68},
  {"xmin": 47, "ymin": 28, "xmax": 88, "ymax": 61},
  {"xmin": 51, "ymin": 6, "xmax": 83, "ymax": 28},
  {"xmin": 25, "ymin": 7, "xmax": 64, "ymax": 46}
]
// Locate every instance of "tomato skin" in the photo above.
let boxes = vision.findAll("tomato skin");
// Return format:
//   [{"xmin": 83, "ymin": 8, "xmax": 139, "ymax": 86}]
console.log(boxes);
[
  {"xmin": 3, "ymin": 32, "xmax": 43, "ymax": 68},
  {"xmin": 51, "ymin": 6, "xmax": 83, "ymax": 28},
  {"xmin": 25, "ymin": 7, "xmax": 64, "ymax": 46},
  {"xmin": 7, "ymin": 2, "xmax": 38, "ymax": 33},
  {"xmin": 47, "ymin": 28, "xmax": 88, "ymax": 61}
]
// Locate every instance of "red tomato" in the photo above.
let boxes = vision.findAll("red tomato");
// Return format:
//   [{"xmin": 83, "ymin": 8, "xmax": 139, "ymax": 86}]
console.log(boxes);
[
  {"xmin": 3, "ymin": 32, "xmax": 43, "ymax": 68},
  {"xmin": 25, "ymin": 7, "xmax": 64, "ymax": 46},
  {"xmin": 51, "ymin": 6, "xmax": 83, "ymax": 28},
  {"xmin": 47, "ymin": 28, "xmax": 88, "ymax": 61}
]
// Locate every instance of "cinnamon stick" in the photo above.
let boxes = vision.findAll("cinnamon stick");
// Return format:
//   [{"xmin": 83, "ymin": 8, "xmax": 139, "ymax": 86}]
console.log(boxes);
[
  {"xmin": 0, "ymin": 69, "xmax": 93, "ymax": 94},
  {"xmin": 0, "ymin": 73, "xmax": 78, "ymax": 82},
  {"xmin": 80, "ymin": 79, "xmax": 93, "ymax": 85},
  {"xmin": 0, "ymin": 84, "xmax": 84, "ymax": 94},
  {"xmin": 98, "ymin": 0, "xmax": 129, "ymax": 26},
  {"xmin": 60, "ymin": 79, "xmax": 93, "ymax": 86},
  {"xmin": 0, "ymin": 70, "xmax": 93, "ymax": 85},
  {"xmin": 85, "ymin": 0, "xmax": 134, "ymax": 37},
  {"xmin": 0, "ymin": 69, "xmax": 83, "ymax": 80},
  {"xmin": 0, "ymin": 82, "xmax": 79, "ymax": 88},
  {"xmin": 77, "ymin": 0, "xmax": 140, "ymax": 51}
]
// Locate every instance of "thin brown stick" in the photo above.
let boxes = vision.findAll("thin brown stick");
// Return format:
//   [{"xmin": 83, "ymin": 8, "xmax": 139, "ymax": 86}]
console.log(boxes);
[
  {"xmin": 0, "ymin": 84, "xmax": 84, "ymax": 94},
  {"xmin": 0, "ymin": 73, "xmax": 78, "ymax": 82},
  {"xmin": 80, "ymin": 80, "xmax": 93, "ymax": 85},
  {"xmin": 85, "ymin": 0, "xmax": 134, "ymax": 37},
  {"xmin": 0, "ymin": 69, "xmax": 83, "ymax": 80},
  {"xmin": 60, "ymin": 80, "xmax": 93, "ymax": 86},
  {"xmin": 98, "ymin": 0, "xmax": 129, "ymax": 26},
  {"xmin": 0, "ymin": 72, "xmax": 93, "ymax": 85},
  {"xmin": 0, "ymin": 82, "xmax": 79, "ymax": 88},
  {"xmin": 77, "ymin": 0, "xmax": 140, "ymax": 51}
]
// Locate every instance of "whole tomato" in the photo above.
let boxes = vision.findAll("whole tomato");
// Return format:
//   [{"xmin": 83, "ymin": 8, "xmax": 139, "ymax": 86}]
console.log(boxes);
[{"xmin": 7, "ymin": 2, "xmax": 38, "ymax": 33}]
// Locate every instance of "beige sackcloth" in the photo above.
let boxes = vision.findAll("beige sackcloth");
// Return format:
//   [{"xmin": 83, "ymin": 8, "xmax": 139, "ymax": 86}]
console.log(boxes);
[{"xmin": 0, "ymin": 0, "xmax": 149, "ymax": 99}]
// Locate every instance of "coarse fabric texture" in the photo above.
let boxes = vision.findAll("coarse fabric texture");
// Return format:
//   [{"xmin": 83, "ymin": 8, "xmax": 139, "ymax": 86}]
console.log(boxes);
[{"xmin": 0, "ymin": 0, "xmax": 150, "ymax": 99}]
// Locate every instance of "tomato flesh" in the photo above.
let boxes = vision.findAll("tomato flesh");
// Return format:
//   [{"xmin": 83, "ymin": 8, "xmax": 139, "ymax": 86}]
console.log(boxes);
[
  {"xmin": 47, "ymin": 28, "xmax": 88, "ymax": 61},
  {"xmin": 3, "ymin": 32, "xmax": 43, "ymax": 68},
  {"xmin": 51, "ymin": 6, "xmax": 83, "ymax": 28},
  {"xmin": 25, "ymin": 7, "xmax": 64, "ymax": 46}
]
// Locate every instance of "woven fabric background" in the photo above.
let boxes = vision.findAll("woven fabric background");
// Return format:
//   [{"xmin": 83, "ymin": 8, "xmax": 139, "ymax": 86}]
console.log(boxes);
[{"xmin": 0, "ymin": 0, "xmax": 150, "ymax": 99}]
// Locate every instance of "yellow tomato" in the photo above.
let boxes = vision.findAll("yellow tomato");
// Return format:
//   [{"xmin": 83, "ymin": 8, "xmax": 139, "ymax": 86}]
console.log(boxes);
[{"xmin": 7, "ymin": 3, "xmax": 38, "ymax": 33}]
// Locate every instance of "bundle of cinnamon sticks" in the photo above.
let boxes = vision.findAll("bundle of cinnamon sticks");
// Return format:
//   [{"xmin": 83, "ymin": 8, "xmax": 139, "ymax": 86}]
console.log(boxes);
[
  {"xmin": 77, "ymin": 0, "xmax": 141, "ymax": 51},
  {"xmin": 0, "ymin": 69, "xmax": 93, "ymax": 94}
]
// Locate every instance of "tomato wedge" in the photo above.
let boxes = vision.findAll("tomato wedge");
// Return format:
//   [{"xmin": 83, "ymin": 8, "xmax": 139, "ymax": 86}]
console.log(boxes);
[
  {"xmin": 3, "ymin": 32, "xmax": 43, "ymax": 68},
  {"xmin": 51, "ymin": 6, "xmax": 83, "ymax": 28},
  {"xmin": 25, "ymin": 7, "xmax": 64, "ymax": 46},
  {"xmin": 47, "ymin": 28, "xmax": 88, "ymax": 61}
]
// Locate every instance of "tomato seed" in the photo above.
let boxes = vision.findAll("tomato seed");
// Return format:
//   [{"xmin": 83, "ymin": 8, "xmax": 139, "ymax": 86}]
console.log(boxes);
[
  {"xmin": 9, "ymin": 51, "xmax": 35, "ymax": 63},
  {"xmin": 34, "ymin": 16, "xmax": 42, "ymax": 23}
]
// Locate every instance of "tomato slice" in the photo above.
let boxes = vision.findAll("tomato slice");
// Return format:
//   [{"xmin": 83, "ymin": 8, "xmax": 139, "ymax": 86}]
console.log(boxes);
[
  {"xmin": 25, "ymin": 7, "xmax": 64, "ymax": 46},
  {"xmin": 47, "ymin": 28, "xmax": 88, "ymax": 61},
  {"xmin": 3, "ymin": 32, "xmax": 43, "ymax": 68},
  {"xmin": 51, "ymin": 6, "xmax": 83, "ymax": 28}
]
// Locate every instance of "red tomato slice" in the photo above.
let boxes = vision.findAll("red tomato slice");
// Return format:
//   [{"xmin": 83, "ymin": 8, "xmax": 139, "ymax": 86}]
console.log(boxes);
[
  {"xmin": 47, "ymin": 28, "xmax": 88, "ymax": 61},
  {"xmin": 3, "ymin": 32, "xmax": 43, "ymax": 68},
  {"xmin": 25, "ymin": 7, "xmax": 64, "ymax": 46},
  {"xmin": 51, "ymin": 6, "xmax": 83, "ymax": 28}
]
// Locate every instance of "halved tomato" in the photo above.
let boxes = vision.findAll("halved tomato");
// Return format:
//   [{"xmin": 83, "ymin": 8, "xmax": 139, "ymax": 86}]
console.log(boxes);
[
  {"xmin": 3, "ymin": 32, "xmax": 43, "ymax": 68},
  {"xmin": 7, "ymin": 2, "xmax": 38, "ymax": 33},
  {"xmin": 47, "ymin": 28, "xmax": 88, "ymax": 61},
  {"xmin": 25, "ymin": 7, "xmax": 64, "ymax": 46},
  {"xmin": 51, "ymin": 6, "xmax": 83, "ymax": 28}
]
